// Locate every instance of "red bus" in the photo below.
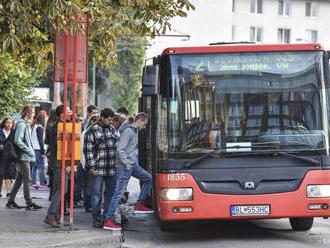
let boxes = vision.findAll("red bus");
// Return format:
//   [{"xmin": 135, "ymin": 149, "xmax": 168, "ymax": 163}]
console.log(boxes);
[{"xmin": 139, "ymin": 43, "xmax": 330, "ymax": 231}]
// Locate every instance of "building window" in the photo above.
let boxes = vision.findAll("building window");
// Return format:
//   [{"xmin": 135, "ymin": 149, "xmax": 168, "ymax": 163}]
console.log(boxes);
[
  {"xmin": 278, "ymin": 0, "xmax": 290, "ymax": 16},
  {"xmin": 250, "ymin": 27, "xmax": 263, "ymax": 42},
  {"xmin": 305, "ymin": 2, "xmax": 317, "ymax": 17},
  {"xmin": 306, "ymin": 30, "xmax": 318, "ymax": 43},
  {"xmin": 232, "ymin": 0, "xmax": 235, "ymax": 12},
  {"xmin": 251, "ymin": 0, "xmax": 263, "ymax": 14},
  {"xmin": 278, "ymin": 28, "xmax": 290, "ymax": 43},
  {"xmin": 232, "ymin": 25, "xmax": 236, "ymax": 41}
]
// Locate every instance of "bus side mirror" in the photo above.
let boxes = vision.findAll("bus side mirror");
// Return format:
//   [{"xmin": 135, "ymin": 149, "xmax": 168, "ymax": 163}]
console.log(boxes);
[{"xmin": 142, "ymin": 65, "xmax": 159, "ymax": 96}]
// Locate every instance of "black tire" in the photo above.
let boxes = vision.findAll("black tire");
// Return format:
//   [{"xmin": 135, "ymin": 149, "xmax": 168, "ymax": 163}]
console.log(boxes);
[
  {"xmin": 289, "ymin": 217, "xmax": 314, "ymax": 231},
  {"xmin": 159, "ymin": 220, "xmax": 176, "ymax": 232}
]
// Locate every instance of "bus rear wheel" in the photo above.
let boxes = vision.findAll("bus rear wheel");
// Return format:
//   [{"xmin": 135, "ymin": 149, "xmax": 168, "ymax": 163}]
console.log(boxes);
[{"xmin": 289, "ymin": 217, "xmax": 314, "ymax": 231}]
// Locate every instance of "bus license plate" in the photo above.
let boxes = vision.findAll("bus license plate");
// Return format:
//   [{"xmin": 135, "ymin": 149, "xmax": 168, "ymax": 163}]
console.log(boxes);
[{"xmin": 231, "ymin": 205, "xmax": 270, "ymax": 217}]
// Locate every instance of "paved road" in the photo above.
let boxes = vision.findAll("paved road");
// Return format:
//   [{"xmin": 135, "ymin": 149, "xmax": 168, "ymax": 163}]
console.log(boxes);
[
  {"xmin": 123, "ymin": 215, "xmax": 330, "ymax": 248},
  {"xmin": 1, "ymin": 178, "xmax": 329, "ymax": 248},
  {"xmin": 123, "ymin": 178, "xmax": 330, "ymax": 248},
  {"xmin": 0, "ymin": 187, "xmax": 121, "ymax": 248}
]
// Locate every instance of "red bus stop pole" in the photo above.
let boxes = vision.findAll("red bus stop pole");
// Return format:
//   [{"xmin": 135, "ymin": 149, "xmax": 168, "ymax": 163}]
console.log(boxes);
[
  {"xmin": 60, "ymin": 32, "xmax": 69, "ymax": 228},
  {"xmin": 69, "ymin": 33, "xmax": 78, "ymax": 230}
]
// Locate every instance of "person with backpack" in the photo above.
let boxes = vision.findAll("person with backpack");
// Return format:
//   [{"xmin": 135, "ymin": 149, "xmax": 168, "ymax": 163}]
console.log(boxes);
[
  {"xmin": 6, "ymin": 106, "xmax": 42, "ymax": 210},
  {"xmin": 0, "ymin": 117, "xmax": 16, "ymax": 198}
]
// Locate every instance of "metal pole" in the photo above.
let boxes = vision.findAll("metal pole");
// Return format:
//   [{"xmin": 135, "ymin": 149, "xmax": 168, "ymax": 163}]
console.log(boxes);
[
  {"xmin": 60, "ymin": 33, "xmax": 69, "ymax": 228},
  {"xmin": 69, "ymin": 33, "xmax": 78, "ymax": 231},
  {"xmin": 92, "ymin": 57, "xmax": 96, "ymax": 105},
  {"xmin": 84, "ymin": 15, "xmax": 89, "ymax": 117}
]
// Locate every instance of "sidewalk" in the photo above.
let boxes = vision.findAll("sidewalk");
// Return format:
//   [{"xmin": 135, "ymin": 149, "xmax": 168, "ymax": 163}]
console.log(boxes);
[{"xmin": 0, "ymin": 187, "xmax": 123, "ymax": 248}]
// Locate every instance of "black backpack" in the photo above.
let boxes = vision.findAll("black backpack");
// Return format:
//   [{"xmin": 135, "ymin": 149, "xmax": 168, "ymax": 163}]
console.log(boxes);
[{"xmin": 2, "ymin": 125, "xmax": 19, "ymax": 163}]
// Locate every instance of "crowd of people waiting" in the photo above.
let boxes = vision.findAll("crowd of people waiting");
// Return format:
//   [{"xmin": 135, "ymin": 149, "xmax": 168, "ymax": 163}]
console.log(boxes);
[{"xmin": 0, "ymin": 104, "xmax": 153, "ymax": 231}]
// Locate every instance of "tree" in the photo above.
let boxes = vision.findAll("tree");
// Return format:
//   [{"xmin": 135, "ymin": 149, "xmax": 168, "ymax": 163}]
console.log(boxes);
[
  {"xmin": 0, "ymin": 0, "xmax": 194, "ymax": 70},
  {"xmin": 0, "ymin": 0, "xmax": 194, "ymax": 115},
  {"xmin": 100, "ymin": 36, "xmax": 146, "ymax": 114},
  {"xmin": 0, "ymin": 53, "xmax": 38, "ymax": 117}
]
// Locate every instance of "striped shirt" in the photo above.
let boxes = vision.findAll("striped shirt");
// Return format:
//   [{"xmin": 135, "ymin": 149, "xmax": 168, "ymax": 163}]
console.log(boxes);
[{"xmin": 83, "ymin": 122, "xmax": 118, "ymax": 176}]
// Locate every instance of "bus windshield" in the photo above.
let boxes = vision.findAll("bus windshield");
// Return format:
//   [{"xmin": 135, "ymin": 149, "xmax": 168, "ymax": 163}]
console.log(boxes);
[{"xmin": 160, "ymin": 51, "xmax": 329, "ymax": 155}]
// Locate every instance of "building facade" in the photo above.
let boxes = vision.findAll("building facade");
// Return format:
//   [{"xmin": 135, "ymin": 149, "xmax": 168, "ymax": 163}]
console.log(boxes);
[
  {"xmin": 231, "ymin": 0, "xmax": 330, "ymax": 45},
  {"xmin": 146, "ymin": 0, "xmax": 330, "ymax": 58}
]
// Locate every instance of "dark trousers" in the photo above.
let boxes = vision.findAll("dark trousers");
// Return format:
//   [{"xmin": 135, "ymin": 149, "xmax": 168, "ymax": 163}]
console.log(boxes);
[
  {"xmin": 75, "ymin": 164, "xmax": 84, "ymax": 202},
  {"xmin": 47, "ymin": 167, "xmax": 54, "ymax": 201},
  {"xmin": 8, "ymin": 161, "xmax": 33, "ymax": 206},
  {"xmin": 46, "ymin": 167, "xmax": 67, "ymax": 219},
  {"xmin": 83, "ymin": 168, "xmax": 91, "ymax": 210}
]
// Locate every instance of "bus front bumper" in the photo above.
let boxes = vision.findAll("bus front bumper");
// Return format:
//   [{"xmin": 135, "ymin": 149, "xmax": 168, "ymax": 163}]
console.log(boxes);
[{"xmin": 156, "ymin": 170, "xmax": 330, "ymax": 221}]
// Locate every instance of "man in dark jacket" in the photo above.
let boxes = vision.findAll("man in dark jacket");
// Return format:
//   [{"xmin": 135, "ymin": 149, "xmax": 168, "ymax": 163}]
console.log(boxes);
[
  {"xmin": 44, "ymin": 105, "xmax": 68, "ymax": 227},
  {"xmin": 6, "ymin": 106, "xmax": 42, "ymax": 210},
  {"xmin": 83, "ymin": 108, "xmax": 118, "ymax": 228}
]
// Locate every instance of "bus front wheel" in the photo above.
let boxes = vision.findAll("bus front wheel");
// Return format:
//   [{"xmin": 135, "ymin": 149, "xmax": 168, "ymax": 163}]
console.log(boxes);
[
  {"xmin": 289, "ymin": 217, "xmax": 314, "ymax": 231},
  {"xmin": 159, "ymin": 220, "xmax": 176, "ymax": 232}
]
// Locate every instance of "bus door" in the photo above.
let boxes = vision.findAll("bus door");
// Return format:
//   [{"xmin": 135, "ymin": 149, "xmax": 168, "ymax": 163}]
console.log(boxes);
[
  {"xmin": 138, "ymin": 95, "xmax": 158, "ymax": 208},
  {"xmin": 139, "ymin": 63, "xmax": 159, "ymax": 208},
  {"xmin": 138, "ymin": 96, "xmax": 157, "ymax": 172}
]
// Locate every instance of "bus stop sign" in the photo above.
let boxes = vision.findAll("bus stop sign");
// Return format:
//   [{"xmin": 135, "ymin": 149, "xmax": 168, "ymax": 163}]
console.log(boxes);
[{"xmin": 54, "ymin": 31, "xmax": 87, "ymax": 83}]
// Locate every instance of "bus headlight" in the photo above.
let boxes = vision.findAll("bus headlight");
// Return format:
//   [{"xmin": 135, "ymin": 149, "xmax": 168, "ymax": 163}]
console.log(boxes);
[
  {"xmin": 161, "ymin": 188, "xmax": 193, "ymax": 201},
  {"xmin": 307, "ymin": 185, "xmax": 330, "ymax": 198}
]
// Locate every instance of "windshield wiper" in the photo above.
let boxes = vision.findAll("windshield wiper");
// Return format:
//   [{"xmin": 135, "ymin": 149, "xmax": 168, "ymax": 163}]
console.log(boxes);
[
  {"xmin": 183, "ymin": 141, "xmax": 281, "ymax": 169},
  {"xmin": 226, "ymin": 150, "xmax": 320, "ymax": 165},
  {"xmin": 276, "ymin": 152, "xmax": 320, "ymax": 165},
  {"xmin": 184, "ymin": 149, "xmax": 221, "ymax": 169},
  {"xmin": 183, "ymin": 146, "xmax": 320, "ymax": 169}
]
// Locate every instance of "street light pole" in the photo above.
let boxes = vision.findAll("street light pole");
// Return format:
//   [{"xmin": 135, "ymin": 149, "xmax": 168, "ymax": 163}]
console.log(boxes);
[{"xmin": 92, "ymin": 56, "xmax": 96, "ymax": 105}]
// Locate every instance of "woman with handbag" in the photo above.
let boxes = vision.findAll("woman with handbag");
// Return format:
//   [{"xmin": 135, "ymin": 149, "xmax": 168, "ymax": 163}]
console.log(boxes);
[{"xmin": 0, "ymin": 117, "xmax": 15, "ymax": 198}]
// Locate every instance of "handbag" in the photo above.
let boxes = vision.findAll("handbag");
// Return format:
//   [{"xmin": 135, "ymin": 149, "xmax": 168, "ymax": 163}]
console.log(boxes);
[{"xmin": 2, "ymin": 127, "xmax": 19, "ymax": 163}]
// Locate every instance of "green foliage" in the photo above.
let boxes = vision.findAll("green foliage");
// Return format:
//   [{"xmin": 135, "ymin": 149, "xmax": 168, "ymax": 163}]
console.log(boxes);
[
  {"xmin": 0, "ymin": 0, "xmax": 194, "ymax": 68},
  {"xmin": 0, "ymin": 53, "xmax": 38, "ymax": 118},
  {"xmin": 102, "ymin": 36, "xmax": 146, "ymax": 114},
  {"xmin": 0, "ymin": 0, "xmax": 194, "ymax": 113}
]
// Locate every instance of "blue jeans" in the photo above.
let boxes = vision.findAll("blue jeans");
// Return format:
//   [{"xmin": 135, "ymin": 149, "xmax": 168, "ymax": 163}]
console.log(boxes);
[
  {"xmin": 31, "ymin": 150, "xmax": 46, "ymax": 186},
  {"xmin": 90, "ymin": 174, "xmax": 116, "ymax": 220},
  {"xmin": 104, "ymin": 165, "xmax": 152, "ymax": 220}
]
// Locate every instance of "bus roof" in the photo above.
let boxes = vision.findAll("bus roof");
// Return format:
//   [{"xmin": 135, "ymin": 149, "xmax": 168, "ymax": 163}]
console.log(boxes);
[{"xmin": 161, "ymin": 43, "xmax": 324, "ymax": 56}]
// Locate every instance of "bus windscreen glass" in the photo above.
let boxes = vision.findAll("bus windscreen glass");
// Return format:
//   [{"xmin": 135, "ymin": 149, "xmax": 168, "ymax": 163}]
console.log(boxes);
[{"xmin": 161, "ymin": 51, "xmax": 329, "ymax": 154}]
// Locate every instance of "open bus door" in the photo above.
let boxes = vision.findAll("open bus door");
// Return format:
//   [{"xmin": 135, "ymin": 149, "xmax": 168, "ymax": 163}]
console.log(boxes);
[{"xmin": 138, "ymin": 63, "xmax": 159, "ymax": 209}]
